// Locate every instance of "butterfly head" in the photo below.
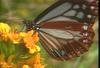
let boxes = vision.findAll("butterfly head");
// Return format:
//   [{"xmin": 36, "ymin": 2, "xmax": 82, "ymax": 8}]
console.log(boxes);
[
  {"xmin": 24, "ymin": 20, "xmax": 40, "ymax": 31},
  {"xmin": 32, "ymin": 23, "xmax": 40, "ymax": 31}
]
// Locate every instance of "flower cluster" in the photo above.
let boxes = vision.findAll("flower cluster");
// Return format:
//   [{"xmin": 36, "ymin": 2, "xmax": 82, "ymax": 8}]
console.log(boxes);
[
  {"xmin": 0, "ymin": 22, "xmax": 45, "ymax": 68},
  {"xmin": 0, "ymin": 22, "xmax": 40, "ymax": 54}
]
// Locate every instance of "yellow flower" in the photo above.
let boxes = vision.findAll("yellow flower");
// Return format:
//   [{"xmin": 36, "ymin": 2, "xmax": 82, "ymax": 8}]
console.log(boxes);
[
  {"xmin": 0, "ymin": 22, "xmax": 11, "ymax": 34},
  {"xmin": 19, "ymin": 32, "xmax": 26, "ymax": 37},
  {"xmin": 0, "ymin": 23, "xmax": 45, "ymax": 68},
  {"xmin": 32, "ymin": 32, "xmax": 39, "ymax": 43},
  {"xmin": 7, "ymin": 31, "xmax": 25, "ymax": 44},
  {"xmin": 23, "ymin": 30, "xmax": 40, "ymax": 54},
  {"xmin": 0, "ymin": 32, "xmax": 9, "ymax": 41},
  {"xmin": 28, "ymin": 46, "xmax": 40, "ymax": 54},
  {"xmin": 32, "ymin": 53, "xmax": 45, "ymax": 68},
  {"xmin": 22, "ymin": 65, "xmax": 30, "ymax": 68},
  {"xmin": 22, "ymin": 53, "xmax": 45, "ymax": 68},
  {"xmin": 0, "ymin": 22, "xmax": 11, "ymax": 41},
  {"xmin": 0, "ymin": 22, "xmax": 40, "ymax": 54},
  {"xmin": 8, "ymin": 32, "xmax": 21, "ymax": 44},
  {"xmin": 23, "ymin": 30, "xmax": 34, "ymax": 46}
]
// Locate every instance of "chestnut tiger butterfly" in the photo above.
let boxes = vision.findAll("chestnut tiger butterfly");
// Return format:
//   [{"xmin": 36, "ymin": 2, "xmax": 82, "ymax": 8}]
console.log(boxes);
[{"xmin": 24, "ymin": 0, "xmax": 98, "ymax": 60}]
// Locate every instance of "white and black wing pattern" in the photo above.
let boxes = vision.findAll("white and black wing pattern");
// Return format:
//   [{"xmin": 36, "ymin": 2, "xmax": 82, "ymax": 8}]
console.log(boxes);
[
  {"xmin": 34, "ymin": 0, "xmax": 98, "ymax": 25},
  {"xmin": 31, "ymin": 0, "xmax": 98, "ymax": 60}
]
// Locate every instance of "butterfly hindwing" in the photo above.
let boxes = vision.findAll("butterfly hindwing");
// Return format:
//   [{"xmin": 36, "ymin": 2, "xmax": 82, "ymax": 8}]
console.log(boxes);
[{"xmin": 38, "ymin": 21, "xmax": 95, "ymax": 60}]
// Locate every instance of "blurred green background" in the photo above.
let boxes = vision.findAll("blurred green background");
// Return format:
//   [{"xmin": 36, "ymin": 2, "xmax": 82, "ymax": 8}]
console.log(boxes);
[{"xmin": 0, "ymin": 0, "xmax": 98, "ymax": 68}]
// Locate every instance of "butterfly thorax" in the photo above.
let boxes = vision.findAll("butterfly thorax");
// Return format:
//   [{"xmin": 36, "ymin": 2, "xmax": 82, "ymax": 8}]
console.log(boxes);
[
  {"xmin": 24, "ymin": 21, "xmax": 40, "ymax": 31},
  {"xmin": 32, "ymin": 23, "xmax": 40, "ymax": 31}
]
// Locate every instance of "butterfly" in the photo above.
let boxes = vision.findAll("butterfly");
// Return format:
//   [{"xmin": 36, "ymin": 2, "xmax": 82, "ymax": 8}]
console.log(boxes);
[{"xmin": 24, "ymin": 0, "xmax": 98, "ymax": 60}]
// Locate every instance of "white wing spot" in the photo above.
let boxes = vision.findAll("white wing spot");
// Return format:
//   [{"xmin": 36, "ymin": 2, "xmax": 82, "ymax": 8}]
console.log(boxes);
[
  {"xmin": 83, "ymin": 25, "xmax": 88, "ymax": 30},
  {"xmin": 87, "ymin": 14, "xmax": 92, "ymax": 18},
  {"xmin": 90, "ymin": 6, "xmax": 95, "ymax": 10}
]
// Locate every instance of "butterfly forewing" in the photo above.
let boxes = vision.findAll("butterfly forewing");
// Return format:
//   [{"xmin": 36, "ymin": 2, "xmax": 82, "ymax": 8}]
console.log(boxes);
[{"xmin": 34, "ymin": 0, "xmax": 98, "ymax": 25}]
